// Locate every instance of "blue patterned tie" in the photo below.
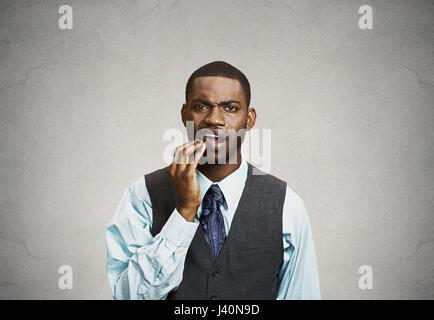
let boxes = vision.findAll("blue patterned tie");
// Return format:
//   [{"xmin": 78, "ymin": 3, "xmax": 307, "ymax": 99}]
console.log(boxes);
[{"xmin": 200, "ymin": 184, "xmax": 226, "ymax": 261}]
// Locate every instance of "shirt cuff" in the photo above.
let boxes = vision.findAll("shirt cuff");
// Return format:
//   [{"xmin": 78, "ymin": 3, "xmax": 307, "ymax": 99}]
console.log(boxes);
[{"xmin": 158, "ymin": 208, "xmax": 199, "ymax": 247}]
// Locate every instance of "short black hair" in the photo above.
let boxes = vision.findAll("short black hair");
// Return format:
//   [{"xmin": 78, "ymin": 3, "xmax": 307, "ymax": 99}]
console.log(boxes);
[{"xmin": 185, "ymin": 61, "xmax": 251, "ymax": 106}]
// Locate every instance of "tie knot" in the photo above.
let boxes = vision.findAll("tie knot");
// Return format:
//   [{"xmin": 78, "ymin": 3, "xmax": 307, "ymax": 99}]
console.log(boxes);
[{"xmin": 205, "ymin": 184, "xmax": 225, "ymax": 206}]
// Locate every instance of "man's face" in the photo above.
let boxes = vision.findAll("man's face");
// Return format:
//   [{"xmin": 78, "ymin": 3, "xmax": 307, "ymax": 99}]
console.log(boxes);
[{"xmin": 181, "ymin": 76, "xmax": 256, "ymax": 164}]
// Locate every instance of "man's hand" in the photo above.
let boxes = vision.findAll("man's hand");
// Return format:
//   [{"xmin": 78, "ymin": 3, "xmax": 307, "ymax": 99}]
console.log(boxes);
[{"xmin": 166, "ymin": 140, "xmax": 207, "ymax": 222}]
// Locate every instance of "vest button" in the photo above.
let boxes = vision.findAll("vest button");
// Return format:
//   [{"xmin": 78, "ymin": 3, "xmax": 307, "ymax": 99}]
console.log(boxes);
[
  {"xmin": 211, "ymin": 270, "xmax": 219, "ymax": 278},
  {"xmin": 209, "ymin": 294, "xmax": 218, "ymax": 300}
]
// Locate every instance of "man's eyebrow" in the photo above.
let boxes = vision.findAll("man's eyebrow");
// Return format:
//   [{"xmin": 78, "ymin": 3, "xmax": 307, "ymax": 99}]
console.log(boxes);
[{"xmin": 191, "ymin": 98, "xmax": 241, "ymax": 106}]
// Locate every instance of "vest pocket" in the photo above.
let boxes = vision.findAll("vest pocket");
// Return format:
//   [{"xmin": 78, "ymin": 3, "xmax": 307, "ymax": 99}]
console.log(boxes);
[
  {"xmin": 239, "ymin": 245, "xmax": 274, "ymax": 252},
  {"xmin": 234, "ymin": 245, "xmax": 281, "ymax": 269}
]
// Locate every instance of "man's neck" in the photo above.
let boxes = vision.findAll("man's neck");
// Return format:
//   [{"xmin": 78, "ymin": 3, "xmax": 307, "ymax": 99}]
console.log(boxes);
[{"xmin": 197, "ymin": 151, "xmax": 242, "ymax": 182}]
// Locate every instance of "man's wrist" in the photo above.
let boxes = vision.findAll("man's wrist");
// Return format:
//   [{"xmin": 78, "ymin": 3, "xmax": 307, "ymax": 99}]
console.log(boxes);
[{"xmin": 177, "ymin": 206, "xmax": 199, "ymax": 222}]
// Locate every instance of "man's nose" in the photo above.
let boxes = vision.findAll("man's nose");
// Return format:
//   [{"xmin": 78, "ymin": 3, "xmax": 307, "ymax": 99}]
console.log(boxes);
[{"xmin": 204, "ymin": 106, "xmax": 225, "ymax": 126}]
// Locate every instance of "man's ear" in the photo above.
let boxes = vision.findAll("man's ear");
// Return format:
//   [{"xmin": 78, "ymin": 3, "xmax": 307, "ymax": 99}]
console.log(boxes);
[
  {"xmin": 181, "ymin": 103, "xmax": 187, "ymax": 127},
  {"xmin": 246, "ymin": 107, "xmax": 257, "ymax": 131}
]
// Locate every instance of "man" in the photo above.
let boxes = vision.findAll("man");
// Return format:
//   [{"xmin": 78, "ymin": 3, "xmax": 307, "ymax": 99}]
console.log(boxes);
[{"xmin": 106, "ymin": 61, "xmax": 320, "ymax": 300}]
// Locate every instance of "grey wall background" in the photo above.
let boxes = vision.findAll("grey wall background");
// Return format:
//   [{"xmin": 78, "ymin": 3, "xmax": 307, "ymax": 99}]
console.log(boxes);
[{"xmin": 0, "ymin": 0, "xmax": 433, "ymax": 299}]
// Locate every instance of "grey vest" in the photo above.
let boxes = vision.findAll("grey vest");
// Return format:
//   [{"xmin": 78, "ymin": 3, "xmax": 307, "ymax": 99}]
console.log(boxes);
[{"xmin": 145, "ymin": 162, "xmax": 286, "ymax": 300}]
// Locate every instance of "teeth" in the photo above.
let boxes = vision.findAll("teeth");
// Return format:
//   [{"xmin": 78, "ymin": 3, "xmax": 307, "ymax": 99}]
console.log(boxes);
[{"xmin": 205, "ymin": 134, "xmax": 218, "ymax": 138}]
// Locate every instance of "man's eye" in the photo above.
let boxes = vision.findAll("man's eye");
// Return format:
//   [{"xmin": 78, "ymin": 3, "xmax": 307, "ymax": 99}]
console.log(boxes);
[
  {"xmin": 195, "ymin": 104, "xmax": 207, "ymax": 110},
  {"xmin": 225, "ymin": 105, "xmax": 238, "ymax": 111}
]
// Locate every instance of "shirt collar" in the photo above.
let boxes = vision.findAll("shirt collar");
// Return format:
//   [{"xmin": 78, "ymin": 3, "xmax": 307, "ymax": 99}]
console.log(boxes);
[{"xmin": 196, "ymin": 152, "xmax": 248, "ymax": 210}]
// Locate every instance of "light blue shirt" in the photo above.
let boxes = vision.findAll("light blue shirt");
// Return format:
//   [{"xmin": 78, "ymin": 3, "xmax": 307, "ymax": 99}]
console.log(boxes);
[{"xmin": 106, "ymin": 158, "xmax": 321, "ymax": 300}]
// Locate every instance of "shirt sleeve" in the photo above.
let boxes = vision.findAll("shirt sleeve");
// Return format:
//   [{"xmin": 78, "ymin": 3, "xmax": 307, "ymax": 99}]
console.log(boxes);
[
  {"xmin": 106, "ymin": 177, "xmax": 199, "ymax": 300},
  {"xmin": 277, "ymin": 186, "xmax": 321, "ymax": 300}
]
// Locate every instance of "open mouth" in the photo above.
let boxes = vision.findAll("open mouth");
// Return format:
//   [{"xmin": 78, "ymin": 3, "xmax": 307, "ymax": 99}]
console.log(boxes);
[{"xmin": 203, "ymin": 133, "xmax": 227, "ymax": 149}]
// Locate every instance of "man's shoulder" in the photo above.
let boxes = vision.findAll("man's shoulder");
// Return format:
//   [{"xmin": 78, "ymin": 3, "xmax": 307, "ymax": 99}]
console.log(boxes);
[
  {"xmin": 248, "ymin": 163, "xmax": 287, "ymax": 188},
  {"xmin": 123, "ymin": 176, "xmax": 148, "ymax": 200},
  {"xmin": 122, "ymin": 165, "xmax": 166, "ymax": 194},
  {"xmin": 248, "ymin": 163, "xmax": 305, "ymax": 206},
  {"xmin": 143, "ymin": 165, "xmax": 171, "ymax": 188},
  {"xmin": 123, "ymin": 165, "xmax": 171, "ymax": 204},
  {"xmin": 144, "ymin": 165, "xmax": 169, "ymax": 178}
]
